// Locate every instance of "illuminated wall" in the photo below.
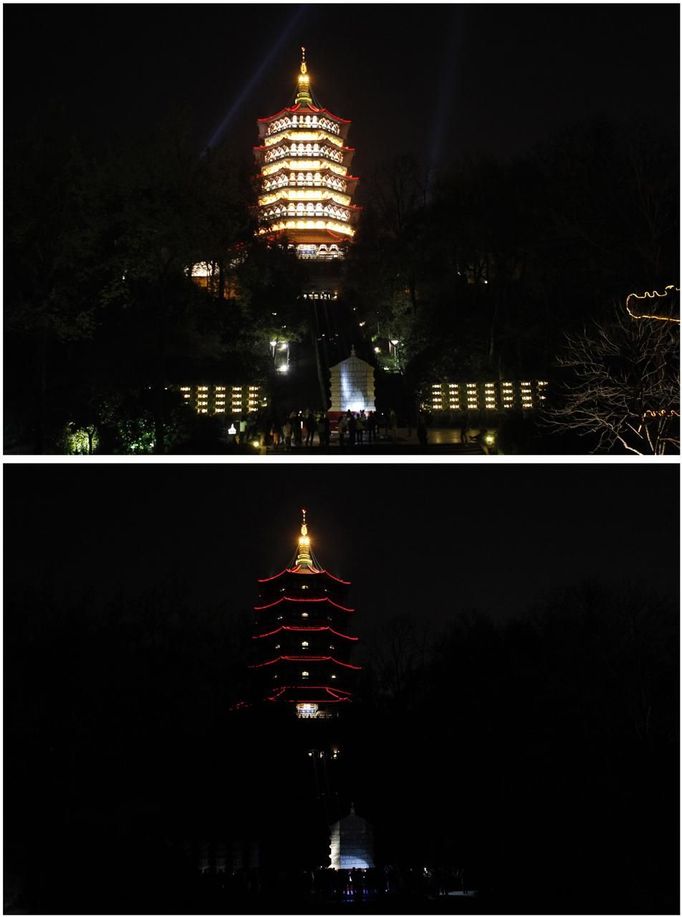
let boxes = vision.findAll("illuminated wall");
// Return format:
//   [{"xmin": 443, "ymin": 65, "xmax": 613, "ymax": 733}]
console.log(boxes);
[
  {"xmin": 422, "ymin": 380, "xmax": 548, "ymax": 413},
  {"xmin": 329, "ymin": 350, "xmax": 376, "ymax": 413},
  {"xmin": 177, "ymin": 384, "xmax": 267, "ymax": 415},
  {"xmin": 254, "ymin": 48, "xmax": 360, "ymax": 260}
]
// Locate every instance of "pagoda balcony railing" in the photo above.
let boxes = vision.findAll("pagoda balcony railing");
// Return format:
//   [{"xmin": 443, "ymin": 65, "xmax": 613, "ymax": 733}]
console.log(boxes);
[
  {"xmin": 267, "ymin": 115, "xmax": 341, "ymax": 135},
  {"xmin": 296, "ymin": 247, "xmax": 345, "ymax": 261},
  {"xmin": 261, "ymin": 204, "xmax": 351, "ymax": 222},
  {"xmin": 263, "ymin": 174, "xmax": 348, "ymax": 193},
  {"xmin": 264, "ymin": 144, "xmax": 344, "ymax": 165}
]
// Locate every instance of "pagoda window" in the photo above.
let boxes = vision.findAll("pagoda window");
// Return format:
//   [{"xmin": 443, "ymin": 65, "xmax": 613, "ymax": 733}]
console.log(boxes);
[
  {"xmin": 302, "ymin": 612, "xmax": 309, "ymax": 618},
  {"xmin": 302, "ymin": 671, "xmax": 310, "ymax": 678},
  {"xmin": 331, "ymin": 674, "xmax": 337, "ymax": 680},
  {"xmin": 301, "ymin": 641, "xmax": 309, "ymax": 648}
]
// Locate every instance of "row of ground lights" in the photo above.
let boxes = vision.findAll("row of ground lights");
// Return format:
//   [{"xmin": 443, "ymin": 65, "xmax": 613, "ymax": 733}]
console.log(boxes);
[
  {"xmin": 178, "ymin": 385, "xmax": 266, "ymax": 415},
  {"xmin": 427, "ymin": 381, "xmax": 548, "ymax": 411}
]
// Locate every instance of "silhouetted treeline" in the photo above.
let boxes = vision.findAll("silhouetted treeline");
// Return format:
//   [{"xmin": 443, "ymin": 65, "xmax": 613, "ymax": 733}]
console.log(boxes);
[
  {"xmin": 345, "ymin": 119, "xmax": 679, "ymax": 388},
  {"xmin": 352, "ymin": 584, "xmax": 679, "ymax": 912},
  {"xmin": 4, "ymin": 578, "xmax": 678, "ymax": 913}
]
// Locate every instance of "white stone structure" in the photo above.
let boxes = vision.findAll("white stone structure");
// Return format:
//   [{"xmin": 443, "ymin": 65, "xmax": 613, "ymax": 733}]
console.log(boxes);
[{"xmin": 329, "ymin": 348, "xmax": 375, "ymax": 413}]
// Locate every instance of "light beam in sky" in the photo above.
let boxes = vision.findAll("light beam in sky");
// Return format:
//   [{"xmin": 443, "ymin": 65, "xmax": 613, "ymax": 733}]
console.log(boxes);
[{"xmin": 204, "ymin": 5, "xmax": 307, "ymax": 151}]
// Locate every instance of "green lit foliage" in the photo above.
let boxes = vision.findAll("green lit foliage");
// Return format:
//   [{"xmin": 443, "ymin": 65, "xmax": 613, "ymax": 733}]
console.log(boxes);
[{"xmin": 64, "ymin": 424, "xmax": 99, "ymax": 455}]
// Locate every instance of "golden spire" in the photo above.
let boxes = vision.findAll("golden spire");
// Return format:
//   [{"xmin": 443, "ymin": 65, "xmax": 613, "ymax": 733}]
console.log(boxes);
[
  {"xmin": 295, "ymin": 46, "xmax": 312, "ymax": 105},
  {"xmin": 296, "ymin": 507, "xmax": 313, "ymax": 566}
]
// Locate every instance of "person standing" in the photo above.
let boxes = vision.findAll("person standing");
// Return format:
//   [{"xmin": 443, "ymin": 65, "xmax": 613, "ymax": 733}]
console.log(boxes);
[
  {"xmin": 367, "ymin": 411, "xmax": 376, "ymax": 444},
  {"xmin": 305, "ymin": 410, "xmax": 317, "ymax": 446},
  {"xmin": 283, "ymin": 418, "xmax": 293, "ymax": 451},
  {"xmin": 338, "ymin": 413, "xmax": 347, "ymax": 447},
  {"xmin": 348, "ymin": 412, "xmax": 357, "ymax": 446},
  {"xmin": 417, "ymin": 410, "xmax": 428, "ymax": 447},
  {"xmin": 389, "ymin": 408, "xmax": 398, "ymax": 441}
]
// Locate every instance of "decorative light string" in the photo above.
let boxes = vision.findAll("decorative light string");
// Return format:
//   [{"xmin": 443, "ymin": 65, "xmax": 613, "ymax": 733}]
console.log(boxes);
[{"xmin": 625, "ymin": 284, "xmax": 680, "ymax": 323}]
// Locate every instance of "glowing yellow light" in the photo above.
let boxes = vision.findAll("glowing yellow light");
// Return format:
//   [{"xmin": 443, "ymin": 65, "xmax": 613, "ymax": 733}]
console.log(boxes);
[
  {"xmin": 625, "ymin": 284, "xmax": 680, "ymax": 323},
  {"xmin": 262, "ymin": 160, "xmax": 347, "ymax": 176},
  {"xmin": 260, "ymin": 219, "xmax": 354, "ymax": 237},
  {"xmin": 643, "ymin": 408, "xmax": 680, "ymax": 417},
  {"xmin": 264, "ymin": 130, "xmax": 343, "ymax": 148},
  {"xmin": 258, "ymin": 189, "xmax": 351, "ymax": 207}
]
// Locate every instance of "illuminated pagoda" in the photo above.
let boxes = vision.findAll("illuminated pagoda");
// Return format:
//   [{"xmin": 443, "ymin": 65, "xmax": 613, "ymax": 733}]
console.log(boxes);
[
  {"xmin": 251, "ymin": 510, "xmax": 360, "ymax": 718},
  {"xmin": 254, "ymin": 47, "xmax": 360, "ymax": 261}
]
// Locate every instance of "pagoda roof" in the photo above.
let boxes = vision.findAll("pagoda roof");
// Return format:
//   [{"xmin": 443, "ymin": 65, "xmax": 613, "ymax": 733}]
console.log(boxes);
[
  {"xmin": 259, "ymin": 196, "xmax": 361, "ymax": 212},
  {"xmin": 257, "ymin": 565, "xmax": 350, "ymax": 584},
  {"xmin": 252, "ymin": 624, "xmax": 358, "ymax": 641},
  {"xmin": 261, "ymin": 227, "xmax": 355, "ymax": 244},
  {"xmin": 266, "ymin": 685, "xmax": 352, "ymax": 703},
  {"xmin": 254, "ymin": 595, "xmax": 355, "ymax": 613},
  {"xmin": 261, "ymin": 165, "xmax": 359, "ymax": 183},
  {"xmin": 258, "ymin": 103, "xmax": 351, "ymax": 125},
  {"xmin": 250, "ymin": 654, "xmax": 362, "ymax": 670}
]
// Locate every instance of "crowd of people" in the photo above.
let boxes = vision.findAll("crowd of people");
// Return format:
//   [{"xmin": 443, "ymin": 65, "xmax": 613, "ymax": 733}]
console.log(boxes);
[{"xmin": 231, "ymin": 409, "xmax": 403, "ymax": 450}]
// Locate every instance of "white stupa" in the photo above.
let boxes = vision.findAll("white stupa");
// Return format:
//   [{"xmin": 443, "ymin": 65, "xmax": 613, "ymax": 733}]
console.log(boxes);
[{"xmin": 329, "ymin": 804, "xmax": 375, "ymax": 870}]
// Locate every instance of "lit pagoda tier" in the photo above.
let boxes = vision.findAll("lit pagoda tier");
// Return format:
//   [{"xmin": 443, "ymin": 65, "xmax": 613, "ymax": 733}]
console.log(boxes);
[
  {"xmin": 251, "ymin": 510, "xmax": 360, "ymax": 718},
  {"xmin": 255, "ymin": 47, "xmax": 360, "ymax": 261}
]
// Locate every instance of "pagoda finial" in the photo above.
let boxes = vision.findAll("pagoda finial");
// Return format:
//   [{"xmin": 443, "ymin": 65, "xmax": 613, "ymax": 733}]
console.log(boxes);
[
  {"xmin": 295, "ymin": 46, "xmax": 312, "ymax": 105},
  {"xmin": 296, "ymin": 507, "xmax": 313, "ymax": 566}
]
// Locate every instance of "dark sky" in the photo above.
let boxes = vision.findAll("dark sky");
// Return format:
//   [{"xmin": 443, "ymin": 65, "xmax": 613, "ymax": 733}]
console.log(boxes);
[
  {"xmin": 5, "ymin": 464, "xmax": 679, "ymax": 645},
  {"xmin": 6, "ymin": 3, "xmax": 679, "ymax": 180}
]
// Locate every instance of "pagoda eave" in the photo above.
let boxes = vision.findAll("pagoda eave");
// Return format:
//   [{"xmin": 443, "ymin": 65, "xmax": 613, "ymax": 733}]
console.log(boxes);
[
  {"xmin": 257, "ymin": 104, "xmax": 351, "ymax": 124},
  {"xmin": 266, "ymin": 686, "xmax": 352, "ymax": 703},
  {"xmin": 257, "ymin": 567, "xmax": 351, "ymax": 585}
]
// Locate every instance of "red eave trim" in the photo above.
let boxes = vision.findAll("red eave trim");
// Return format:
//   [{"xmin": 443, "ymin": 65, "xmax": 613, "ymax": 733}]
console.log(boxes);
[
  {"xmin": 252, "ymin": 625, "xmax": 358, "ymax": 641},
  {"xmin": 257, "ymin": 567, "xmax": 351, "ymax": 585},
  {"xmin": 258, "ymin": 105, "xmax": 351, "ymax": 124},
  {"xmin": 254, "ymin": 596, "xmax": 355, "ymax": 612},
  {"xmin": 250, "ymin": 655, "xmax": 362, "ymax": 670}
]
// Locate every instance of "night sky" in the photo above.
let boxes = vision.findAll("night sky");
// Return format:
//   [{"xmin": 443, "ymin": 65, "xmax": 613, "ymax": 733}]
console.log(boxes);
[
  {"xmin": 6, "ymin": 464, "xmax": 679, "ymax": 646},
  {"xmin": 6, "ymin": 3, "xmax": 679, "ymax": 183}
]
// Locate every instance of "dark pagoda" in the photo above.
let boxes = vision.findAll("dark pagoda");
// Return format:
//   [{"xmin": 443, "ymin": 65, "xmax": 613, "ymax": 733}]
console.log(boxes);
[{"xmin": 251, "ymin": 510, "xmax": 360, "ymax": 718}]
